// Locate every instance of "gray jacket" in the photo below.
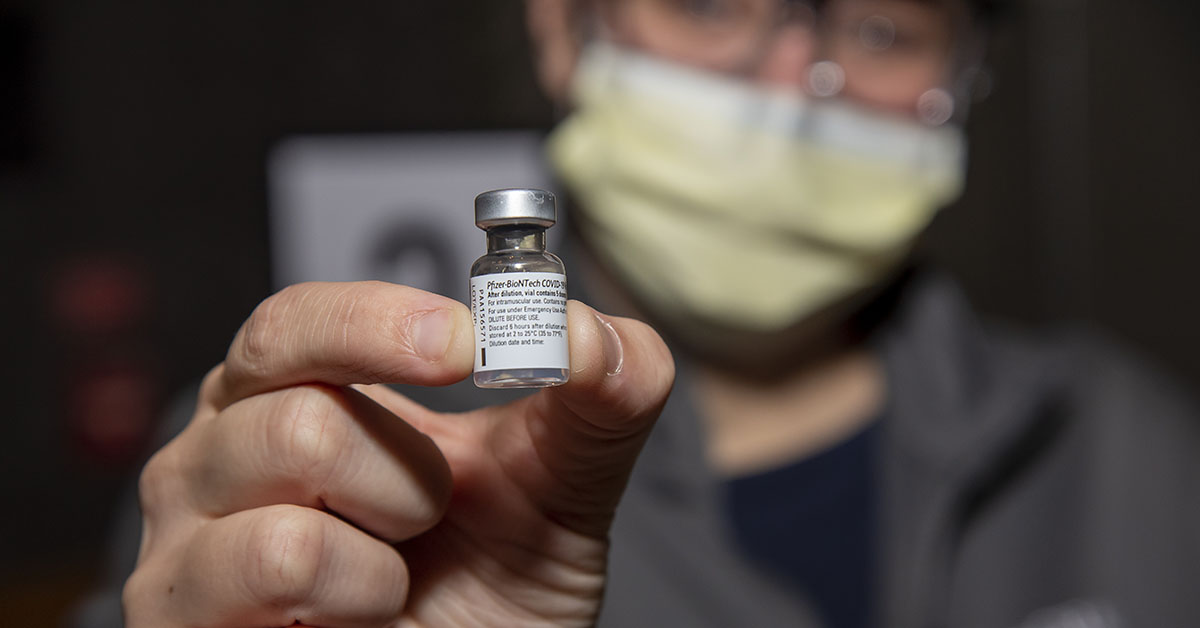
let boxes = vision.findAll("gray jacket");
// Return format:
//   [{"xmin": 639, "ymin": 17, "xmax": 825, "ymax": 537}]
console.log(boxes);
[
  {"xmin": 599, "ymin": 273, "xmax": 1200, "ymax": 627},
  {"xmin": 75, "ymin": 274, "xmax": 1199, "ymax": 628}
]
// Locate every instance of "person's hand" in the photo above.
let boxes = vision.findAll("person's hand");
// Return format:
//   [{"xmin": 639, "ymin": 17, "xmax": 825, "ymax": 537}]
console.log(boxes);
[{"xmin": 122, "ymin": 281, "xmax": 673, "ymax": 627}]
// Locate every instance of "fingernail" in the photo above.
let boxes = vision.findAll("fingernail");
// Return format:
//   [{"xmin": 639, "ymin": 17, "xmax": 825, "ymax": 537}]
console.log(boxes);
[
  {"xmin": 594, "ymin": 312, "xmax": 624, "ymax": 376},
  {"xmin": 412, "ymin": 309, "xmax": 454, "ymax": 362}
]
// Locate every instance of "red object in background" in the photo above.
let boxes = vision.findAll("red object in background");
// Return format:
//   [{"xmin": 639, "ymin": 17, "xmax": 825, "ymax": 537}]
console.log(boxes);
[
  {"xmin": 67, "ymin": 356, "xmax": 159, "ymax": 465},
  {"xmin": 50, "ymin": 256, "xmax": 150, "ymax": 335},
  {"xmin": 49, "ymin": 254, "xmax": 162, "ymax": 467}
]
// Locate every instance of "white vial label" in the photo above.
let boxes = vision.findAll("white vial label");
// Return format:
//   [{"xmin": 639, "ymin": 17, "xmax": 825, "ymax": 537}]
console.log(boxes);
[{"xmin": 470, "ymin": 272, "xmax": 569, "ymax": 372}]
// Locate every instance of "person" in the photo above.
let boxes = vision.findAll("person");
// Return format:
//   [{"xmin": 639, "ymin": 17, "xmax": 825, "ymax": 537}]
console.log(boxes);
[{"xmin": 110, "ymin": 0, "xmax": 1200, "ymax": 626}]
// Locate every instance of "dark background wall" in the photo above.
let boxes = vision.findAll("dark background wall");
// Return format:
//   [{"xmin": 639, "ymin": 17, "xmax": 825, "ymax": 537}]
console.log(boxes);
[{"xmin": 0, "ymin": 0, "xmax": 1196, "ymax": 624}]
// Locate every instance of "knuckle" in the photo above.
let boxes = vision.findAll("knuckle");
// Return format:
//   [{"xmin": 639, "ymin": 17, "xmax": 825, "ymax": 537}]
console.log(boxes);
[
  {"xmin": 137, "ymin": 446, "xmax": 178, "ymax": 518},
  {"xmin": 197, "ymin": 363, "xmax": 226, "ymax": 402},
  {"xmin": 244, "ymin": 507, "xmax": 329, "ymax": 610},
  {"xmin": 268, "ymin": 386, "xmax": 349, "ymax": 487},
  {"xmin": 235, "ymin": 287, "xmax": 298, "ymax": 376},
  {"xmin": 121, "ymin": 566, "xmax": 156, "ymax": 622},
  {"xmin": 234, "ymin": 282, "xmax": 342, "ymax": 373},
  {"xmin": 239, "ymin": 282, "xmax": 388, "ymax": 382}
]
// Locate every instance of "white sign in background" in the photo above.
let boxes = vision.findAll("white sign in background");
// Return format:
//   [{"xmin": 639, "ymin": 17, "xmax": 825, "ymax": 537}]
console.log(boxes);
[{"xmin": 268, "ymin": 131, "xmax": 563, "ymax": 304}]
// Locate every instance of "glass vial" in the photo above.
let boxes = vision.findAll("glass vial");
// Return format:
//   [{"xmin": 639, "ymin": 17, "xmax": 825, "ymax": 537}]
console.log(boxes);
[{"xmin": 470, "ymin": 188, "xmax": 570, "ymax": 388}]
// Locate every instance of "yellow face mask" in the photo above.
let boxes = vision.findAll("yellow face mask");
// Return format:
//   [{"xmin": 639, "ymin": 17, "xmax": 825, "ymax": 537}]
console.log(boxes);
[{"xmin": 547, "ymin": 42, "xmax": 967, "ymax": 332}]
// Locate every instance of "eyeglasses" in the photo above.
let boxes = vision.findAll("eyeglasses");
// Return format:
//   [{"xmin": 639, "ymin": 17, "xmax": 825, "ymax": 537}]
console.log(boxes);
[{"xmin": 598, "ymin": 0, "xmax": 974, "ymax": 124}]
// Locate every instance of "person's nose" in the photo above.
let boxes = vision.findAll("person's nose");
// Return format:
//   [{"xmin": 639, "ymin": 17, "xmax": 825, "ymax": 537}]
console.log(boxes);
[{"xmin": 751, "ymin": 20, "xmax": 818, "ymax": 91}]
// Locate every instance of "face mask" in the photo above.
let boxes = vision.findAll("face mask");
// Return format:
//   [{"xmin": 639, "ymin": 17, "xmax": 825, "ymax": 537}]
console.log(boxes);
[{"xmin": 547, "ymin": 42, "xmax": 967, "ymax": 332}]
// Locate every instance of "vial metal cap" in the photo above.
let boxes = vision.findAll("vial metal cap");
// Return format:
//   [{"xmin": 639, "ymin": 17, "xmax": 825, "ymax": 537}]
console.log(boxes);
[{"xmin": 475, "ymin": 188, "xmax": 556, "ymax": 229}]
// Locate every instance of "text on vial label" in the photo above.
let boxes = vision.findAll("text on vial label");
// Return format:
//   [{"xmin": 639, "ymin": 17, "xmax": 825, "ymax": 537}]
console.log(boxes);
[{"xmin": 470, "ymin": 271, "xmax": 569, "ymax": 371}]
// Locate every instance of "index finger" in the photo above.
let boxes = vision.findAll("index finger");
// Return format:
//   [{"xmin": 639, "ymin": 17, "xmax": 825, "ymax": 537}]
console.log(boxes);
[{"xmin": 206, "ymin": 281, "xmax": 474, "ymax": 410}]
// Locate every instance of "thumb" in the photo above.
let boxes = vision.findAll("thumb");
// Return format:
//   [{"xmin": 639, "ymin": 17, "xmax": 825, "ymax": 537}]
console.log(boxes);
[{"xmin": 516, "ymin": 300, "xmax": 675, "ymax": 537}]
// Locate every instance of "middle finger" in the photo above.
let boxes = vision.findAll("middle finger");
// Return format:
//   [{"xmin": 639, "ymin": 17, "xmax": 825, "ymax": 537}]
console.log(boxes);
[{"xmin": 181, "ymin": 384, "xmax": 453, "ymax": 543}]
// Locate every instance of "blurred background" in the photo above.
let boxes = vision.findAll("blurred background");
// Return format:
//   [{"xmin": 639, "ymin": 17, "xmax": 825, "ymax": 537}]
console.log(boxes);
[{"xmin": 0, "ymin": 0, "xmax": 1197, "ymax": 624}]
